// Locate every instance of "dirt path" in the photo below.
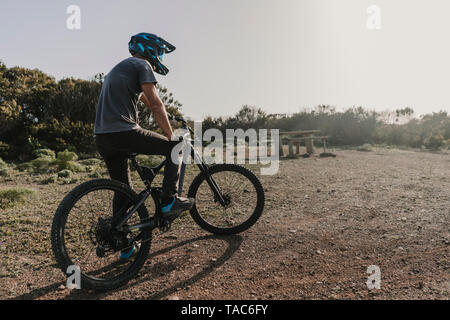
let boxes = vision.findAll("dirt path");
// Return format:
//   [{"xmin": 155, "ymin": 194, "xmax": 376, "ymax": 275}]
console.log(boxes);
[{"xmin": 1, "ymin": 148, "xmax": 449, "ymax": 300}]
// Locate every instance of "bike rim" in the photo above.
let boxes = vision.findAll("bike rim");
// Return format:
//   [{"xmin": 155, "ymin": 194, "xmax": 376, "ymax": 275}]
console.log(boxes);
[
  {"xmin": 62, "ymin": 186, "xmax": 145, "ymax": 282},
  {"xmin": 195, "ymin": 169, "xmax": 259, "ymax": 229}
]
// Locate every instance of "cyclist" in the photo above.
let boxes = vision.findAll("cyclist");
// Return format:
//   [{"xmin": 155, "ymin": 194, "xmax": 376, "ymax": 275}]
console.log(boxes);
[{"xmin": 94, "ymin": 33, "xmax": 195, "ymax": 257}]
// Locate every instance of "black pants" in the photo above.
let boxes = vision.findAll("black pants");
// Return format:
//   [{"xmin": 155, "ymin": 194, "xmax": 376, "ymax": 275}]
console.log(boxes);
[{"xmin": 95, "ymin": 129, "xmax": 180, "ymax": 204}]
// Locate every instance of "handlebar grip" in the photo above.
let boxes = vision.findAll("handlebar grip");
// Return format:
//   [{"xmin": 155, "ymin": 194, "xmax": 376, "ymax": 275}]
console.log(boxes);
[{"xmin": 168, "ymin": 114, "xmax": 186, "ymax": 122}]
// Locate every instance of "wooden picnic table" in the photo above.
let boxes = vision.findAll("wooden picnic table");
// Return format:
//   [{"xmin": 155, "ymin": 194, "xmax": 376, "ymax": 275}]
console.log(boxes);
[{"xmin": 279, "ymin": 130, "xmax": 321, "ymax": 157}]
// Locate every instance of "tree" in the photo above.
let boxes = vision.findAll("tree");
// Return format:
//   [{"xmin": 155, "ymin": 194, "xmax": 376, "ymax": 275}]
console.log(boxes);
[{"xmin": 0, "ymin": 62, "xmax": 184, "ymax": 159}]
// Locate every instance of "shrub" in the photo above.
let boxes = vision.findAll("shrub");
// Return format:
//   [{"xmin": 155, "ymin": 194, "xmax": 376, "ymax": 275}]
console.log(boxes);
[
  {"xmin": 56, "ymin": 150, "xmax": 78, "ymax": 162},
  {"xmin": 0, "ymin": 188, "xmax": 35, "ymax": 209},
  {"xmin": 65, "ymin": 161, "xmax": 84, "ymax": 172},
  {"xmin": 41, "ymin": 175, "xmax": 58, "ymax": 184},
  {"xmin": 16, "ymin": 162, "xmax": 33, "ymax": 172},
  {"xmin": 356, "ymin": 144, "xmax": 373, "ymax": 152},
  {"xmin": 30, "ymin": 156, "xmax": 54, "ymax": 173},
  {"xmin": 133, "ymin": 155, "xmax": 164, "ymax": 170},
  {"xmin": 88, "ymin": 171, "xmax": 103, "ymax": 179},
  {"xmin": 14, "ymin": 149, "xmax": 56, "ymax": 174},
  {"xmin": 54, "ymin": 150, "xmax": 84, "ymax": 172},
  {"xmin": 57, "ymin": 170, "xmax": 72, "ymax": 178},
  {"xmin": 0, "ymin": 142, "xmax": 10, "ymax": 159},
  {"xmin": 79, "ymin": 158, "xmax": 102, "ymax": 166},
  {"xmin": 33, "ymin": 148, "xmax": 56, "ymax": 159},
  {"xmin": 0, "ymin": 158, "xmax": 9, "ymax": 176},
  {"xmin": 60, "ymin": 177, "xmax": 79, "ymax": 185},
  {"xmin": 29, "ymin": 118, "xmax": 96, "ymax": 155},
  {"xmin": 424, "ymin": 134, "xmax": 445, "ymax": 150}
]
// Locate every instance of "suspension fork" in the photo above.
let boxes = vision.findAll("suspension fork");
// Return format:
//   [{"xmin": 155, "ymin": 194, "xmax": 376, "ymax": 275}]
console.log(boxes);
[{"xmin": 190, "ymin": 146, "xmax": 228, "ymax": 207}]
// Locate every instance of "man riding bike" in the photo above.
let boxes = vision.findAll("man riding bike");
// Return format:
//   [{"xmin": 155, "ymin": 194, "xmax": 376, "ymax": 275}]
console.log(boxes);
[{"xmin": 94, "ymin": 33, "xmax": 194, "ymax": 259}]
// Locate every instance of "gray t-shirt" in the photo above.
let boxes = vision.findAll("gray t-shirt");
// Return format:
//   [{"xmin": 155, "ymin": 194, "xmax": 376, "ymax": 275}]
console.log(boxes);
[{"xmin": 94, "ymin": 57, "xmax": 157, "ymax": 135}]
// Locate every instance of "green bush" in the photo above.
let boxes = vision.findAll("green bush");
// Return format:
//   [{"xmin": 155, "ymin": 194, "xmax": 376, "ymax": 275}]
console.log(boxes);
[
  {"xmin": 65, "ymin": 161, "xmax": 84, "ymax": 172},
  {"xmin": 30, "ymin": 156, "xmax": 54, "ymax": 173},
  {"xmin": 0, "ymin": 158, "xmax": 9, "ymax": 176},
  {"xmin": 133, "ymin": 155, "xmax": 164, "ymax": 169},
  {"xmin": 0, "ymin": 142, "xmax": 10, "ymax": 159},
  {"xmin": 41, "ymin": 175, "xmax": 58, "ymax": 184},
  {"xmin": 57, "ymin": 170, "xmax": 72, "ymax": 178},
  {"xmin": 424, "ymin": 134, "xmax": 445, "ymax": 150},
  {"xmin": 56, "ymin": 150, "xmax": 78, "ymax": 162},
  {"xmin": 0, "ymin": 188, "xmax": 35, "ymax": 209},
  {"xmin": 54, "ymin": 150, "xmax": 84, "ymax": 172},
  {"xmin": 79, "ymin": 158, "xmax": 102, "ymax": 166},
  {"xmin": 16, "ymin": 162, "xmax": 33, "ymax": 172},
  {"xmin": 60, "ymin": 177, "xmax": 79, "ymax": 185},
  {"xmin": 33, "ymin": 148, "xmax": 56, "ymax": 159},
  {"xmin": 29, "ymin": 118, "xmax": 96, "ymax": 156},
  {"xmin": 88, "ymin": 170, "xmax": 103, "ymax": 179},
  {"xmin": 356, "ymin": 144, "xmax": 373, "ymax": 152},
  {"xmin": 14, "ymin": 149, "xmax": 56, "ymax": 174}
]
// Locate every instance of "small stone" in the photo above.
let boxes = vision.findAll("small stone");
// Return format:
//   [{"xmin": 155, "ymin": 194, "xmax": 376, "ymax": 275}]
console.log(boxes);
[
  {"xmin": 58, "ymin": 285, "xmax": 66, "ymax": 291},
  {"xmin": 333, "ymin": 286, "xmax": 341, "ymax": 291},
  {"xmin": 168, "ymin": 295, "xmax": 180, "ymax": 300},
  {"xmin": 316, "ymin": 250, "xmax": 322, "ymax": 255}
]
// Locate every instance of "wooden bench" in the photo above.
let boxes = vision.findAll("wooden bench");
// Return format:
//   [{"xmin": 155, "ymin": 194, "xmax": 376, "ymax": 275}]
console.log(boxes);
[{"xmin": 279, "ymin": 130, "xmax": 321, "ymax": 157}]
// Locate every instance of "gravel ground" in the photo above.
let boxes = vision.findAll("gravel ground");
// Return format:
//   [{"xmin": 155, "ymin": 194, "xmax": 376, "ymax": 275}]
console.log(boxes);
[{"xmin": 0, "ymin": 147, "xmax": 449, "ymax": 300}]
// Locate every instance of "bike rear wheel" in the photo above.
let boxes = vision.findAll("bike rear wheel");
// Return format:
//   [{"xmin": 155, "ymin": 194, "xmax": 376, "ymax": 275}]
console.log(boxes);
[
  {"xmin": 188, "ymin": 164, "xmax": 265, "ymax": 235},
  {"xmin": 51, "ymin": 179, "xmax": 152, "ymax": 291}
]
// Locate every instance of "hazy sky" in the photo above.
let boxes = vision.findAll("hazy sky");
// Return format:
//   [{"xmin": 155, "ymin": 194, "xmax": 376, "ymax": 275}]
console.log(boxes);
[{"xmin": 1, "ymin": 0, "xmax": 450, "ymax": 119}]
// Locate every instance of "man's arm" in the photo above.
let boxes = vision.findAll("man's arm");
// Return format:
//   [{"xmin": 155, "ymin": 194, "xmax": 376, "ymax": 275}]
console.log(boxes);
[{"xmin": 141, "ymin": 83, "xmax": 174, "ymax": 140}]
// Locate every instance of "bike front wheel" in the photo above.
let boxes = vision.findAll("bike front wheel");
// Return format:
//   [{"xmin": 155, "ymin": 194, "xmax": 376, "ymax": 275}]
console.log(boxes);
[{"xmin": 188, "ymin": 164, "xmax": 265, "ymax": 235}]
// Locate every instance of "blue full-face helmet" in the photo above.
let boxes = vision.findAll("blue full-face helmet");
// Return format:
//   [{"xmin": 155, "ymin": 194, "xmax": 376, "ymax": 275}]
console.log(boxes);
[{"xmin": 129, "ymin": 33, "xmax": 176, "ymax": 75}]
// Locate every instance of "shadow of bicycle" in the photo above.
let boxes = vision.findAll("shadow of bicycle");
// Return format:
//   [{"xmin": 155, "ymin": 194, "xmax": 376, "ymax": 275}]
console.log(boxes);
[{"xmin": 11, "ymin": 234, "xmax": 242, "ymax": 300}]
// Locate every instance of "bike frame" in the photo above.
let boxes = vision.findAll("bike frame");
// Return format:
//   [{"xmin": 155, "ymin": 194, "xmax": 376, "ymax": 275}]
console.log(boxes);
[{"xmin": 113, "ymin": 120, "xmax": 227, "ymax": 234}]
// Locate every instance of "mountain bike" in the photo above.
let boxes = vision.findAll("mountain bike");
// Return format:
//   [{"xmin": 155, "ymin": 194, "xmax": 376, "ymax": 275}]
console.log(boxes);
[{"xmin": 51, "ymin": 116, "xmax": 265, "ymax": 291}]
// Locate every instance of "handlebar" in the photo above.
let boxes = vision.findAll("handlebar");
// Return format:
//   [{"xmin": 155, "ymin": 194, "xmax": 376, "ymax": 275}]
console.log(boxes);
[
  {"xmin": 168, "ymin": 114, "xmax": 194, "ymax": 134},
  {"xmin": 168, "ymin": 114, "xmax": 186, "ymax": 123}
]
